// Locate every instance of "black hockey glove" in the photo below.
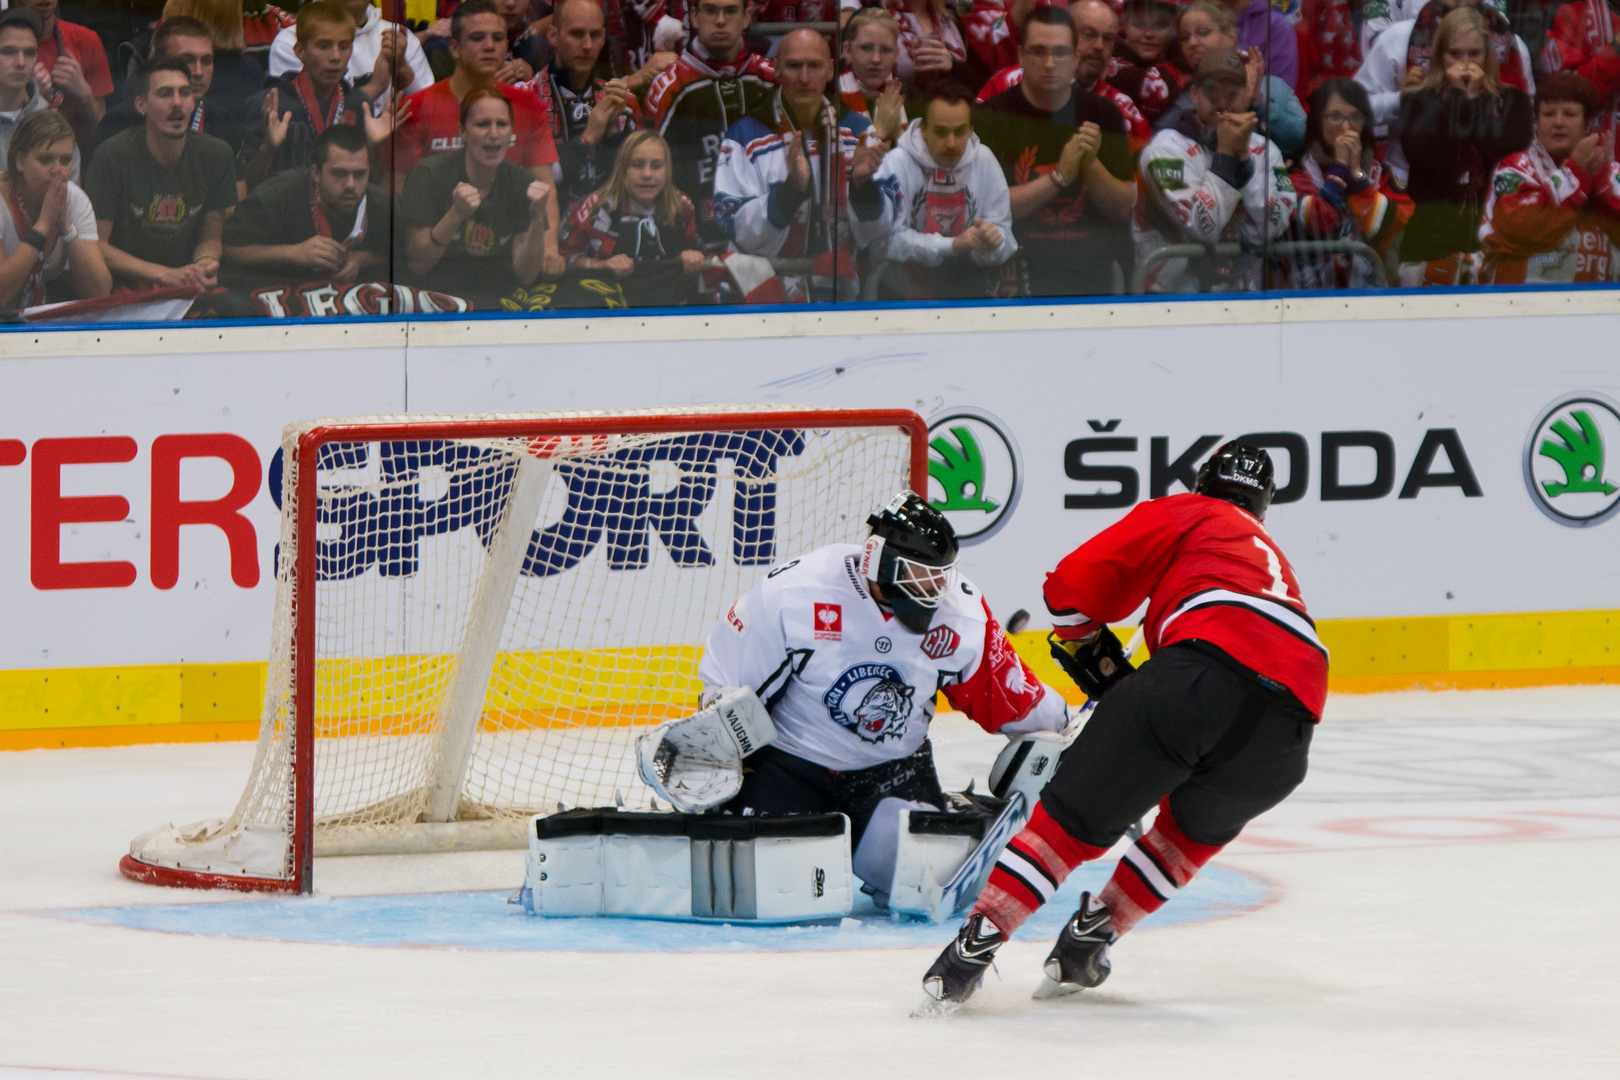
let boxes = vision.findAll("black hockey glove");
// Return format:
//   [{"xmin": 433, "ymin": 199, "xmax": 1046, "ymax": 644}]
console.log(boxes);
[{"xmin": 1048, "ymin": 626, "xmax": 1135, "ymax": 701}]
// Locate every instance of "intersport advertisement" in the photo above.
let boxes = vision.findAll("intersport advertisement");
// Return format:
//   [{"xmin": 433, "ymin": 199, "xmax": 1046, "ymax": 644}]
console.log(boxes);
[{"xmin": 0, "ymin": 310, "xmax": 1617, "ymax": 677}]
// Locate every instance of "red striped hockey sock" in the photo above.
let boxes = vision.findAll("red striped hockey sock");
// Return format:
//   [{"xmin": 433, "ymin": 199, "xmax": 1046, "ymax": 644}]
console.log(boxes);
[
  {"xmin": 1099, "ymin": 801, "xmax": 1225, "ymax": 936},
  {"xmin": 973, "ymin": 801, "xmax": 1108, "ymax": 937}
]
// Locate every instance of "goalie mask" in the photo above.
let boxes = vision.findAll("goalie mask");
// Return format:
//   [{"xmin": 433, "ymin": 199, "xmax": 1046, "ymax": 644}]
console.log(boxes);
[
  {"xmin": 861, "ymin": 491, "xmax": 959, "ymax": 635},
  {"xmin": 1194, "ymin": 441, "xmax": 1275, "ymax": 521}
]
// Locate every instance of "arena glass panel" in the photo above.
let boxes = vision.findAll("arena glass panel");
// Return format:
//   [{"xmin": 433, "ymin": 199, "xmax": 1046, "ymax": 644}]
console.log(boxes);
[{"xmin": 1, "ymin": 0, "xmax": 1608, "ymax": 325}]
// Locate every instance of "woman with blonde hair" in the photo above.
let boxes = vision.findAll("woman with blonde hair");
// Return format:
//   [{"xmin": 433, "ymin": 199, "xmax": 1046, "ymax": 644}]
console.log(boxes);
[
  {"xmin": 849, "ymin": 0, "xmax": 984, "ymax": 95},
  {"xmin": 161, "ymin": 0, "xmax": 293, "ymax": 75},
  {"xmin": 1155, "ymin": 0, "xmax": 1304, "ymax": 158},
  {"xmin": 0, "ymin": 111, "xmax": 110, "ymax": 312},
  {"xmin": 558, "ymin": 129, "xmax": 703, "ymax": 307},
  {"xmin": 1396, "ymin": 5, "xmax": 1531, "ymax": 286}
]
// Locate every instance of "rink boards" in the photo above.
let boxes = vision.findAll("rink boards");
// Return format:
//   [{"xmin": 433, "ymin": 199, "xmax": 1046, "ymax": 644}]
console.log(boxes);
[{"xmin": 1, "ymin": 289, "xmax": 1618, "ymax": 747}]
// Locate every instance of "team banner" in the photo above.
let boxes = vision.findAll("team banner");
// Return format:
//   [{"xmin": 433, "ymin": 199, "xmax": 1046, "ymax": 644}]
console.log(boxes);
[{"xmin": 0, "ymin": 311, "xmax": 1617, "ymax": 675}]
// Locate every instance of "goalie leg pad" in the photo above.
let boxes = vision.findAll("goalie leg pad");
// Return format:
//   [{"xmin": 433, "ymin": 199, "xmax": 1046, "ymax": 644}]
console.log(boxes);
[
  {"xmin": 850, "ymin": 796, "xmax": 939, "ymax": 896},
  {"xmin": 525, "ymin": 809, "xmax": 853, "ymax": 923}
]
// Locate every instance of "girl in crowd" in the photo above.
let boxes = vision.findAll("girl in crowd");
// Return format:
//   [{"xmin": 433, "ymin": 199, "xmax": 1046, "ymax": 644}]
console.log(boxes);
[
  {"xmin": 1396, "ymin": 6, "xmax": 1531, "ymax": 286},
  {"xmin": 1479, "ymin": 72, "xmax": 1620, "ymax": 285},
  {"xmin": 1108, "ymin": 0, "xmax": 1184, "ymax": 126},
  {"xmin": 838, "ymin": 7, "xmax": 908, "ymax": 143},
  {"xmin": 401, "ymin": 87, "xmax": 555, "ymax": 304},
  {"xmin": 855, "ymin": 0, "xmax": 984, "ymax": 94},
  {"xmin": 0, "ymin": 112, "xmax": 110, "ymax": 312},
  {"xmin": 1159, "ymin": 0, "xmax": 1305, "ymax": 160},
  {"xmin": 1287, "ymin": 78, "xmax": 1413, "ymax": 288},
  {"xmin": 558, "ymin": 130, "xmax": 705, "ymax": 307}
]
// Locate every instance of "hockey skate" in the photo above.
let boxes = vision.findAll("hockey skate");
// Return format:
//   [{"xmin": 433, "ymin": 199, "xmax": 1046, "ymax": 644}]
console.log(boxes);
[
  {"xmin": 1033, "ymin": 892, "xmax": 1115, "ymax": 1000},
  {"xmin": 914, "ymin": 912, "xmax": 1004, "ymax": 1016}
]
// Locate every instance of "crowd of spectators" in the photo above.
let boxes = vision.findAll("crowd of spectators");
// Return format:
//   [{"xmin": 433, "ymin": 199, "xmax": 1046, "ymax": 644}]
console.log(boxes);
[{"xmin": 3, "ymin": 0, "xmax": 1620, "ymax": 317}]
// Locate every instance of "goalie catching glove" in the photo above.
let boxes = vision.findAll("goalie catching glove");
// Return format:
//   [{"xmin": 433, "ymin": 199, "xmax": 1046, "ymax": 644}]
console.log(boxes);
[
  {"xmin": 636, "ymin": 686, "xmax": 777, "ymax": 813},
  {"xmin": 1048, "ymin": 626, "xmax": 1136, "ymax": 700}
]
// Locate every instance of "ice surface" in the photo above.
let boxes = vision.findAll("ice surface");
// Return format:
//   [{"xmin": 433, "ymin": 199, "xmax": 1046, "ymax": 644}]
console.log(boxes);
[{"xmin": 2, "ymin": 687, "xmax": 1618, "ymax": 1079}]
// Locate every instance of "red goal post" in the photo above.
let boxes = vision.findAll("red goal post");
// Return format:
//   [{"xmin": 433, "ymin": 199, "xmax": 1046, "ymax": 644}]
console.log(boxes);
[{"xmin": 121, "ymin": 406, "xmax": 929, "ymax": 894}]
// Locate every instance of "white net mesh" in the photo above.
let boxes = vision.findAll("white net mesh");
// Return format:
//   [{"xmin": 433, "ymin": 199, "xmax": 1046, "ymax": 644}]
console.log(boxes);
[{"xmin": 212, "ymin": 406, "xmax": 914, "ymax": 877}]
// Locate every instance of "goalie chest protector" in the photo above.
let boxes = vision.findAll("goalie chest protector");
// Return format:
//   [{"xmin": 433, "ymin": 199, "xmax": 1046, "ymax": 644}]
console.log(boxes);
[{"xmin": 523, "ymin": 809, "xmax": 854, "ymax": 923}]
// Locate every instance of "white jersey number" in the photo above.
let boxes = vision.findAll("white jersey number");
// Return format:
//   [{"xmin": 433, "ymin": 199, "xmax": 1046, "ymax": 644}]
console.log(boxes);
[{"xmin": 1253, "ymin": 535, "xmax": 1296, "ymax": 603}]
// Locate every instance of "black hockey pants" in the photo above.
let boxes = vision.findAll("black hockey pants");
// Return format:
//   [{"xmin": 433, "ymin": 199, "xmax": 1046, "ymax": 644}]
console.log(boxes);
[
  {"xmin": 723, "ymin": 740, "xmax": 947, "ymax": 847},
  {"xmin": 1040, "ymin": 641, "xmax": 1315, "ymax": 849}
]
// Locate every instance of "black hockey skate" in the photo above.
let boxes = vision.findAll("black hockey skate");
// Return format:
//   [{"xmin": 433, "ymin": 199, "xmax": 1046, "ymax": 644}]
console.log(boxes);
[
  {"xmin": 1033, "ymin": 892, "xmax": 1116, "ymax": 1000},
  {"xmin": 917, "ymin": 913, "xmax": 1004, "ymax": 1013}
]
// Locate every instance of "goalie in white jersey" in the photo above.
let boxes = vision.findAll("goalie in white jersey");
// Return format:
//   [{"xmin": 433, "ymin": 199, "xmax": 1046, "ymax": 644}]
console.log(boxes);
[{"xmin": 693, "ymin": 491, "xmax": 1071, "ymax": 895}]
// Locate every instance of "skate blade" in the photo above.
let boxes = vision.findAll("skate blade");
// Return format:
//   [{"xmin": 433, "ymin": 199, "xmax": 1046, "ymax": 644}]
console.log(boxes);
[
  {"xmin": 1031, "ymin": 975, "xmax": 1084, "ymax": 1001},
  {"xmin": 910, "ymin": 993, "xmax": 965, "ymax": 1019}
]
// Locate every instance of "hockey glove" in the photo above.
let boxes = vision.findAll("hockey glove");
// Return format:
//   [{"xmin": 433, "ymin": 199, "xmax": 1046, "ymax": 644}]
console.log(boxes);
[
  {"xmin": 635, "ymin": 686, "xmax": 777, "ymax": 813},
  {"xmin": 1048, "ymin": 626, "xmax": 1135, "ymax": 701}
]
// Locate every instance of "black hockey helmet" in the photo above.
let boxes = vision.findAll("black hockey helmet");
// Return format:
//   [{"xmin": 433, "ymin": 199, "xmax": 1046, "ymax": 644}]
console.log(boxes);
[
  {"xmin": 1194, "ymin": 441, "xmax": 1276, "ymax": 520},
  {"xmin": 861, "ymin": 491, "xmax": 960, "ymax": 634}
]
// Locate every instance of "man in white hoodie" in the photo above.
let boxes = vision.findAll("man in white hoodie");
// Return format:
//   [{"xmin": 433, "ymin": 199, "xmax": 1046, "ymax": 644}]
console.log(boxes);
[{"xmin": 873, "ymin": 83, "xmax": 1017, "ymax": 298}]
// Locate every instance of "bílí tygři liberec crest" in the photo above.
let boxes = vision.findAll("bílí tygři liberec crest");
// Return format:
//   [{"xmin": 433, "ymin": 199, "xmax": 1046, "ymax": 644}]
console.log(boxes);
[{"xmin": 823, "ymin": 663, "xmax": 917, "ymax": 743}]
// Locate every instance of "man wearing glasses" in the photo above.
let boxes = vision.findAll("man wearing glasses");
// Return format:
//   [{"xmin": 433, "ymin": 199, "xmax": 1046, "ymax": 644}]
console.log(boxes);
[
  {"xmin": 645, "ymin": 0, "xmax": 776, "ymax": 249},
  {"xmin": 975, "ymin": 5, "xmax": 1136, "ymax": 296}
]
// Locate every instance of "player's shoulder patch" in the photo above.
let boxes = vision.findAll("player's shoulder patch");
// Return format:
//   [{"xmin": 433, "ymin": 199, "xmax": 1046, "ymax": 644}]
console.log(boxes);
[
  {"xmin": 1147, "ymin": 156, "xmax": 1186, "ymax": 191},
  {"xmin": 1494, "ymin": 167, "xmax": 1527, "ymax": 197}
]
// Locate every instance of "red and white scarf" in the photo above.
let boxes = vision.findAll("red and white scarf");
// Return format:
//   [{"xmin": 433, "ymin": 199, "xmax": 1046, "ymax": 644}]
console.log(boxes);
[
  {"xmin": 6, "ymin": 191, "xmax": 47, "ymax": 310},
  {"xmin": 309, "ymin": 174, "xmax": 368, "ymax": 250}
]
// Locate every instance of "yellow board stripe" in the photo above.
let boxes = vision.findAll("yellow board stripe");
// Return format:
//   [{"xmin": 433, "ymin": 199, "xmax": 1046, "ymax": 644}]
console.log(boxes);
[{"xmin": 2, "ymin": 609, "xmax": 1617, "ymax": 750}]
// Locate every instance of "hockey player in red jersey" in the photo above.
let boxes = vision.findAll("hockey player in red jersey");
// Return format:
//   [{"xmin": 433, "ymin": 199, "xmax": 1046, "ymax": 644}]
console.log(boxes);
[{"xmin": 921, "ymin": 441, "xmax": 1328, "ymax": 1005}]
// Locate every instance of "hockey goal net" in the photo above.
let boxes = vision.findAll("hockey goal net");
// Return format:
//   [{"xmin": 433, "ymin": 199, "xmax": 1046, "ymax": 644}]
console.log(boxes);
[{"xmin": 121, "ymin": 406, "xmax": 926, "ymax": 893}]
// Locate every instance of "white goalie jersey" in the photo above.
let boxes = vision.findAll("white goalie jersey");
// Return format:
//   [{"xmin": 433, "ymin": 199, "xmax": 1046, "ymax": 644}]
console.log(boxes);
[{"xmin": 698, "ymin": 544, "xmax": 1068, "ymax": 772}]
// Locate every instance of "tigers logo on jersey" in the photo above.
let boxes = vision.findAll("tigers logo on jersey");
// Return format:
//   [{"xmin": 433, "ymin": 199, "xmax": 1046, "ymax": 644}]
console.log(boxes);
[
  {"xmin": 813, "ymin": 603, "xmax": 842, "ymax": 640},
  {"xmin": 919, "ymin": 625, "xmax": 959, "ymax": 659},
  {"xmin": 823, "ymin": 663, "xmax": 917, "ymax": 743}
]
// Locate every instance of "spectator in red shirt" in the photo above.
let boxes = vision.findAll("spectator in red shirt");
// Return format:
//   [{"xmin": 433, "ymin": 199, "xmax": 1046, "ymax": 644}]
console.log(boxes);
[
  {"xmin": 395, "ymin": 0, "xmax": 561, "ymax": 265},
  {"xmin": 14, "ymin": 0, "xmax": 112, "ymax": 147},
  {"xmin": 395, "ymin": 0, "xmax": 559, "ymax": 177},
  {"xmin": 0, "ymin": 9, "xmax": 80, "ymax": 182}
]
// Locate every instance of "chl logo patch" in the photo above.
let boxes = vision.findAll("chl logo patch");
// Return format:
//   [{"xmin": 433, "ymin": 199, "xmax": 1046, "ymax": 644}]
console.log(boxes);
[
  {"xmin": 920, "ymin": 625, "xmax": 960, "ymax": 660},
  {"xmin": 813, "ymin": 603, "xmax": 842, "ymax": 640},
  {"xmin": 824, "ymin": 663, "xmax": 917, "ymax": 743}
]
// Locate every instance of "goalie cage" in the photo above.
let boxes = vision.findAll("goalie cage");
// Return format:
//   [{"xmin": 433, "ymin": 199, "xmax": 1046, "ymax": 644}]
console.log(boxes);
[{"xmin": 120, "ymin": 405, "xmax": 927, "ymax": 893}]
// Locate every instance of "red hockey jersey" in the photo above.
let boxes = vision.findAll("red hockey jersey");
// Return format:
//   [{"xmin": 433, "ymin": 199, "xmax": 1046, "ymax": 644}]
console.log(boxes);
[{"xmin": 1044, "ymin": 493, "xmax": 1329, "ymax": 717}]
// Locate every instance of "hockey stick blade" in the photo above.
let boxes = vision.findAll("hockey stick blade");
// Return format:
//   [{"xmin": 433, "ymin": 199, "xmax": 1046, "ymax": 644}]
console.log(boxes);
[{"xmin": 930, "ymin": 791, "xmax": 1028, "ymax": 923}]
